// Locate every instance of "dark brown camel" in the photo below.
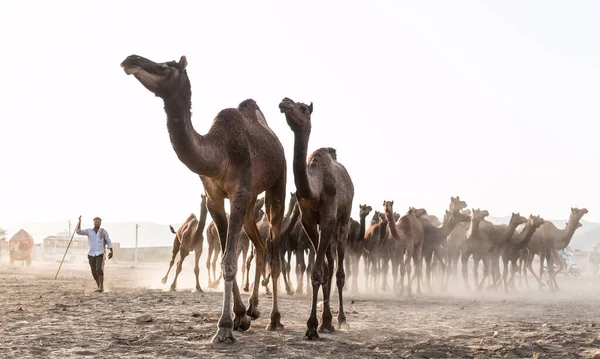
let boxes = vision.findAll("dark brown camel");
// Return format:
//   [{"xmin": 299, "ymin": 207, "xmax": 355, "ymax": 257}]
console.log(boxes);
[
  {"xmin": 497, "ymin": 214, "xmax": 545, "ymax": 292},
  {"xmin": 206, "ymin": 197, "xmax": 265, "ymax": 289},
  {"xmin": 122, "ymin": 55, "xmax": 287, "ymax": 343},
  {"xmin": 345, "ymin": 204, "xmax": 372, "ymax": 293},
  {"xmin": 279, "ymin": 97, "xmax": 354, "ymax": 340},
  {"xmin": 162, "ymin": 194, "xmax": 208, "ymax": 291},
  {"xmin": 523, "ymin": 207, "xmax": 587, "ymax": 292}
]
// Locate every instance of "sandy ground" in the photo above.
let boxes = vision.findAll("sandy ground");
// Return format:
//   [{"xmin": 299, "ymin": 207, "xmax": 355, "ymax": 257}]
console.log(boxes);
[{"xmin": 1, "ymin": 260, "xmax": 600, "ymax": 359}]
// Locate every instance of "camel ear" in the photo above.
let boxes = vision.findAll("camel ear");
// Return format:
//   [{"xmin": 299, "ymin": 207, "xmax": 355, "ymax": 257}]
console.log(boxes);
[
  {"xmin": 308, "ymin": 102, "xmax": 313, "ymax": 114},
  {"xmin": 179, "ymin": 56, "xmax": 188, "ymax": 70},
  {"xmin": 391, "ymin": 200, "xmax": 394, "ymax": 205}
]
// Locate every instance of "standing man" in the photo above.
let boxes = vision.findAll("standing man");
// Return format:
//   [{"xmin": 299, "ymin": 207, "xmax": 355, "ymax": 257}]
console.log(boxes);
[{"xmin": 76, "ymin": 216, "xmax": 113, "ymax": 292}]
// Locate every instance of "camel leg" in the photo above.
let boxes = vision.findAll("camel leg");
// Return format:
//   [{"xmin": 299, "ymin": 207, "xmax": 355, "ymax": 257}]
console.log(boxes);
[
  {"xmin": 525, "ymin": 252, "xmax": 543, "ymax": 289},
  {"xmin": 307, "ymin": 249, "xmax": 315, "ymax": 294},
  {"xmin": 240, "ymin": 242, "xmax": 248, "ymax": 292},
  {"xmin": 546, "ymin": 250, "xmax": 558, "ymax": 292},
  {"xmin": 391, "ymin": 256, "xmax": 399, "ymax": 294},
  {"xmin": 296, "ymin": 249, "xmax": 306, "ymax": 294},
  {"xmin": 473, "ymin": 257, "xmax": 481, "ymax": 291},
  {"xmin": 380, "ymin": 255, "xmax": 390, "ymax": 292},
  {"xmin": 244, "ymin": 245, "xmax": 254, "ymax": 292},
  {"xmin": 461, "ymin": 252, "xmax": 471, "ymax": 292},
  {"xmin": 405, "ymin": 245, "xmax": 414, "ymax": 296},
  {"xmin": 263, "ymin": 178, "xmax": 286, "ymax": 331},
  {"xmin": 170, "ymin": 249, "xmax": 189, "ymax": 291},
  {"xmin": 351, "ymin": 253, "xmax": 360, "ymax": 293},
  {"xmin": 424, "ymin": 249, "xmax": 433, "ymax": 293},
  {"xmin": 194, "ymin": 248, "xmax": 203, "ymax": 293},
  {"xmin": 210, "ymin": 245, "xmax": 222, "ymax": 288},
  {"xmin": 162, "ymin": 236, "xmax": 180, "ymax": 284},
  {"xmin": 343, "ymin": 251, "xmax": 351, "ymax": 293},
  {"xmin": 208, "ymin": 193, "xmax": 248, "ymax": 344},
  {"xmin": 318, "ymin": 243, "xmax": 336, "ymax": 334},
  {"xmin": 433, "ymin": 247, "xmax": 447, "ymax": 292},
  {"xmin": 398, "ymin": 253, "xmax": 406, "ymax": 295},
  {"xmin": 280, "ymin": 242, "xmax": 293, "ymax": 296},
  {"xmin": 364, "ymin": 255, "xmax": 370, "ymax": 291},
  {"xmin": 206, "ymin": 245, "xmax": 214, "ymax": 288},
  {"xmin": 243, "ymin": 215, "xmax": 267, "ymax": 323},
  {"xmin": 335, "ymin": 221, "xmax": 350, "ymax": 329},
  {"xmin": 413, "ymin": 244, "xmax": 423, "ymax": 295},
  {"xmin": 300, "ymin": 217, "xmax": 322, "ymax": 340}
]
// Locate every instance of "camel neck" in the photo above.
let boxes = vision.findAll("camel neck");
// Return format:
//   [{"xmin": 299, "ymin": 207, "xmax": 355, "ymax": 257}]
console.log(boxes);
[
  {"xmin": 162, "ymin": 96, "xmax": 221, "ymax": 177},
  {"xmin": 292, "ymin": 131, "xmax": 314, "ymax": 199}
]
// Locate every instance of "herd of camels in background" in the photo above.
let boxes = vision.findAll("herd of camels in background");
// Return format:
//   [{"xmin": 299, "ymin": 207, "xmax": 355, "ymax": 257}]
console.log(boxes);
[{"xmin": 120, "ymin": 54, "xmax": 589, "ymax": 344}]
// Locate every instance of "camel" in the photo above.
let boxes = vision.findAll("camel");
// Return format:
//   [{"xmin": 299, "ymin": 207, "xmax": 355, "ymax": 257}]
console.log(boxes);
[
  {"xmin": 162, "ymin": 194, "xmax": 208, "ymax": 291},
  {"xmin": 416, "ymin": 208, "xmax": 471, "ymax": 292},
  {"xmin": 478, "ymin": 213, "xmax": 528, "ymax": 291},
  {"xmin": 445, "ymin": 209, "xmax": 471, "ymax": 287},
  {"xmin": 383, "ymin": 201, "xmax": 424, "ymax": 296},
  {"xmin": 460, "ymin": 208, "xmax": 491, "ymax": 291},
  {"xmin": 279, "ymin": 97, "xmax": 354, "ymax": 340},
  {"xmin": 517, "ymin": 221, "xmax": 581, "ymax": 288},
  {"xmin": 362, "ymin": 211, "xmax": 391, "ymax": 292},
  {"xmin": 345, "ymin": 204, "xmax": 372, "ymax": 293},
  {"xmin": 496, "ymin": 214, "xmax": 545, "ymax": 292},
  {"xmin": 523, "ymin": 207, "xmax": 588, "ymax": 292},
  {"xmin": 205, "ymin": 197, "xmax": 265, "ymax": 290},
  {"xmin": 122, "ymin": 55, "xmax": 287, "ymax": 343}
]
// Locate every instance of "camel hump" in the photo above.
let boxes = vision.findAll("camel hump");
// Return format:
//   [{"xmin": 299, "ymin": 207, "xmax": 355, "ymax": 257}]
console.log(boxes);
[
  {"xmin": 325, "ymin": 147, "xmax": 337, "ymax": 160},
  {"xmin": 238, "ymin": 99, "xmax": 268, "ymax": 126},
  {"xmin": 399, "ymin": 215, "xmax": 411, "ymax": 233},
  {"xmin": 309, "ymin": 147, "xmax": 337, "ymax": 163}
]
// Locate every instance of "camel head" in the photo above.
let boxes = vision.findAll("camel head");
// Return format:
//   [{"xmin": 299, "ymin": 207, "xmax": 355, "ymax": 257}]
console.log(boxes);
[
  {"xmin": 528, "ymin": 214, "xmax": 545, "ymax": 229},
  {"xmin": 449, "ymin": 196, "xmax": 467, "ymax": 212},
  {"xmin": 509, "ymin": 212, "xmax": 528, "ymax": 227},
  {"xmin": 377, "ymin": 212, "xmax": 388, "ymax": 225},
  {"xmin": 279, "ymin": 97, "xmax": 313, "ymax": 133},
  {"xmin": 370, "ymin": 210, "xmax": 381, "ymax": 225},
  {"xmin": 121, "ymin": 54, "xmax": 189, "ymax": 99},
  {"xmin": 382, "ymin": 200, "xmax": 394, "ymax": 221},
  {"xmin": 569, "ymin": 207, "xmax": 588, "ymax": 223},
  {"xmin": 471, "ymin": 208, "xmax": 490, "ymax": 222},
  {"xmin": 359, "ymin": 204, "xmax": 373, "ymax": 218}
]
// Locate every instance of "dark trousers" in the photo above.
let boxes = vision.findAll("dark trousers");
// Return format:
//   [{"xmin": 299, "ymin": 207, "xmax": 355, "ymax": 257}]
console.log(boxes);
[{"xmin": 88, "ymin": 254, "xmax": 104, "ymax": 280}]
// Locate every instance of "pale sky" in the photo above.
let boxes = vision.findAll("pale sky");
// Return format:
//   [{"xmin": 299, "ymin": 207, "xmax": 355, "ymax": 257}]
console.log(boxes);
[{"xmin": 1, "ymin": 0, "xmax": 599, "ymax": 230}]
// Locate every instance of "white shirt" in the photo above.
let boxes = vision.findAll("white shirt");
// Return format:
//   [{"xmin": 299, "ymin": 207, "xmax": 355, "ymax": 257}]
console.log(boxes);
[{"xmin": 76, "ymin": 227, "xmax": 113, "ymax": 256}]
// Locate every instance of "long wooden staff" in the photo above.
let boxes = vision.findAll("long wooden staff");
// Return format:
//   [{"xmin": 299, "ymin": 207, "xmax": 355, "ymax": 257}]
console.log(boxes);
[{"xmin": 54, "ymin": 218, "xmax": 79, "ymax": 280}]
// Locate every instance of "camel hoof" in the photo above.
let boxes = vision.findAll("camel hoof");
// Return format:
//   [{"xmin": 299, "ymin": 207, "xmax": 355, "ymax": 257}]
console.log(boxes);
[
  {"xmin": 160, "ymin": 277, "xmax": 168, "ymax": 285},
  {"xmin": 304, "ymin": 328, "xmax": 320, "ymax": 340},
  {"xmin": 211, "ymin": 327, "xmax": 236, "ymax": 344},
  {"xmin": 318, "ymin": 323, "xmax": 335, "ymax": 333},
  {"xmin": 247, "ymin": 305, "xmax": 260, "ymax": 320},
  {"xmin": 243, "ymin": 286, "xmax": 249, "ymax": 293},
  {"xmin": 209, "ymin": 282, "xmax": 220, "ymax": 289},
  {"xmin": 265, "ymin": 289, "xmax": 272, "ymax": 297},
  {"xmin": 266, "ymin": 321, "xmax": 284, "ymax": 331},
  {"xmin": 338, "ymin": 320, "xmax": 350, "ymax": 330},
  {"xmin": 169, "ymin": 286, "xmax": 177, "ymax": 292},
  {"xmin": 234, "ymin": 314, "xmax": 251, "ymax": 332},
  {"xmin": 195, "ymin": 287, "xmax": 204, "ymax": 293},
  {"xmin": 295, "ymin": 288, "xmax": 304, "ymax": 295},
  {"xmin": 286, "ymin": 289, "xmax": 294, "ymax": 296}
]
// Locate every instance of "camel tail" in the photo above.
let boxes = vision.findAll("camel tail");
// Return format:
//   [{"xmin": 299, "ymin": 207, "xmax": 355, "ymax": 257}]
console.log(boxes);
[{"xmin": 169, "ymin": 225, "xmax": 176, "ymax": 234}]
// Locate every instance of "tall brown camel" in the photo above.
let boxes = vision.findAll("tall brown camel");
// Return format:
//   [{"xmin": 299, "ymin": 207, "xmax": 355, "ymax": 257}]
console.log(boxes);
[
  {"xmin": 205, "ymin": 197, "xmax": 265, "ymax": 289},
  {"xmin": 279, "ymin": 97, "xmax": 354, "ymax": 340},
  {"xmin": 416, "ymin": 208, "xmax": 471, "ymax": 292},
  {"xmin": 383, "ymin": 201, "xmax": 424, "ymax": 296},
  {"xmin": 122, "ymin": 55, "xmax": 287, "ymax": 343},
  {"xmin": 497, "ymin": 214, "xmax": 545, "ymax": 292},
  {"xmin": 162, "ymin": 194, "xmax": 209, "ymax": 291},
  {"xmin": 523, "ymin": 207, "xmax": 587, "ymax": 292},
  {"xmin": 345, "ymin": 204, "xmax": 372, "ymax": 293},
  {"xmin": 517, "ymin": 221, "xmax": 582, "ymax": 289}
]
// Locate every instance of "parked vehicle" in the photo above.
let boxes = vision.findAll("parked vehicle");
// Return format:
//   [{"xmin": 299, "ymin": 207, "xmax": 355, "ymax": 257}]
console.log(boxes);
[{"xmin": 8, "ymin": 229, "xmax": 34, "ymax": 266}]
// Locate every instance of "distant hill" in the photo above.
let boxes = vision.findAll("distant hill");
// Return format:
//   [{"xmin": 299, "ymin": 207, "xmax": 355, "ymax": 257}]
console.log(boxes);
[{"xmin": 4, "ymin": 215, "xmax": 599, "ymax": 250}]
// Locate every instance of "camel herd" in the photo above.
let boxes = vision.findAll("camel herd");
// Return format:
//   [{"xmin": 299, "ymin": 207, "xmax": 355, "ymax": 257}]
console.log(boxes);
[{"xmin": 120, "ymin": 54, "xmax": 588, "ymax": 344}]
